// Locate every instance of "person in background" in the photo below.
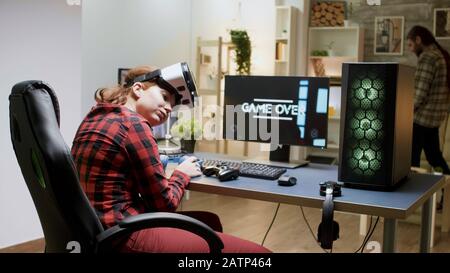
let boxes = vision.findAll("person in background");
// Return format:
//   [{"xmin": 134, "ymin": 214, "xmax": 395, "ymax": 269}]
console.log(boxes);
[
  {"xmin": 71, "ymin": 65, "xmax": 270, "ymax": 253},
  {"xmin": 407, "ymin": 25, "xmax": 450, "ymax": 208}
]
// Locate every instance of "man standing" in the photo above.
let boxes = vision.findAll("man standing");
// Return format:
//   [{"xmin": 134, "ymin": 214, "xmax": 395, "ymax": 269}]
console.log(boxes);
[{"xmin": 407, "ymin": 25, "xmax": 450, "ymax": 207}]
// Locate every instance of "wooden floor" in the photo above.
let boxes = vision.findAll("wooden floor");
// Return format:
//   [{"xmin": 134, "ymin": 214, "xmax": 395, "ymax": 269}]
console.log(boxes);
[{"xmin": 2, "ymin": 191, "xmax": 450, "ymax": 253}]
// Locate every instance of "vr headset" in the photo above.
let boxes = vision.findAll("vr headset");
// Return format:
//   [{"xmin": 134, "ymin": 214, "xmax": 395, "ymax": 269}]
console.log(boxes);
[{"xmin": 125, "ymin": 62, "xmax": 197, "ymax": 108}]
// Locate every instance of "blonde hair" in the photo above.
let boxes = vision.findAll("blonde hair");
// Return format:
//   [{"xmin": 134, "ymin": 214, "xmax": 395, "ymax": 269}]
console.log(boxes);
[{"xmin": 95, "ymin": 65, "xmax": 158, "ymax": 105}]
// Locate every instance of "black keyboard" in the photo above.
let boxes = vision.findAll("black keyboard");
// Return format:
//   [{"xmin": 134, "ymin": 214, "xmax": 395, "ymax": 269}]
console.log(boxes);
[{"xmin": 201, "ymin": 159, "xmax": 287, "ymax": 180}]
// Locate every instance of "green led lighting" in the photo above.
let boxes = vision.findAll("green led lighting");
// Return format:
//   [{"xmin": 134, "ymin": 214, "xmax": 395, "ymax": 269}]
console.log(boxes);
[
  {"xmin": 354, "ymin": 128, "xmax": 365, "ymax": 140},
  {"xmin": 359, "ymin": 159, "xmax": 369, "ymax": 170},
  {"xmin": 350, "ymin": 118, "xmax": 360, "ymax": 129},
  {"xmin": 361, "ymin": 98, "xmax": 371, "ymax": 110},
  {"xmin": 366, "ymin": 129, "xmax": 377, "ymax": 141},
  {"xmin": 352, "ymin": 79, "xmax": 361, "ymax": 89},
  {"xmin": 367, "ymin": 88, "xmax": 378, "ymax": 100},
  {"xmin": 361, "ymin": 119, "xmax": 370, "ymax": 129},
  {"xmin": 353, "ymin": 148, "xmax": 364, "ymax": 159},
  {"xmin": 355, "ymin": 88, "xmax": 366, "ymax": 99},
  {"xmin": 349, "ymin": 158, "xmax": 358, "ymax": 168},
  {"xmin": 364, "ymin": 150, "xmax": 376, "ymax": 161},
  {"xmin": 372, "ymin": 119, "xmax": 383, "ymax": 131},
  {"xmin": 373, "ymin": 79, "xmax": 384, "ymax": 90},
  {"xmin": 370, "ymin": 159, "xmax": 381, "ymax": 170},
  {"xmin": 360, "ymin": 139, "xmax": 370, "ymax": 150},
  {"xmin": 366, "ymin": 110, "xmax": 377, "ymax": 121},
  {"xmin": 372, "ymin": 98, "xmax": 382, "ymax": 110},
  {"xmin": 345, "ymin": 70, "xmax": 386, "ymax": 177},
  {"xmin": 355, "ymin": 110, "xmax": 365, "ymax": 120},
  {"xmin": 362, "ymin": 78, "xmax": 372, "ymax": 89},
  {"xmin": 377, "ymin": 151, "xmax": 383, "ymax": 161}
]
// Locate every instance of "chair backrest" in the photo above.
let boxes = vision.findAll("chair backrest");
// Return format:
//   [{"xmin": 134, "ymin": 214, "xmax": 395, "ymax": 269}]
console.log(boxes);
[{"xmin": 9, "ymin": 81, "xmax": 104, "ymax": 253}]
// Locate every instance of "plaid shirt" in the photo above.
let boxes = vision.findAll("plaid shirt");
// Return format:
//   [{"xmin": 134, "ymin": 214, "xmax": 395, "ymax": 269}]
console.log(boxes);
[
  {"xmin": 71, "ymin": 103, "xmax": 190, "ymax": 228},
  {"xmin": 414, "ymin": 44, "xmax": 450, "ymax": 128}
]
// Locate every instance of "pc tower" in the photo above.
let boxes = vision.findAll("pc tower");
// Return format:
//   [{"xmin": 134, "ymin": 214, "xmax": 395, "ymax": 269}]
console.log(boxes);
[{"xmin": 338, "ymin": 63, "xmax": 414, "ymax": 190}]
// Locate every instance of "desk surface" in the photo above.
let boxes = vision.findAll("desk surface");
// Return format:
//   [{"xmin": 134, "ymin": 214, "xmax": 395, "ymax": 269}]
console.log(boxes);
[{"xmin": 185, "ymin": 153, "xmax": 445, "ymax": 219}]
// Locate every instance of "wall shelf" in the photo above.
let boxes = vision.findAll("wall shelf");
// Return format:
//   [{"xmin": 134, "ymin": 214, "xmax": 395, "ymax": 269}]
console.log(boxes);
[
  {"xmin": 274, "ymin": 5, "xmax": 297, "ymax": 76},
  {"xmin": 307, "ymin": 26, "xmax": 364, "ymax": 78},
  {"xmin": 304, "ymin": 26, "xmax": 365, "ymax": 162}
]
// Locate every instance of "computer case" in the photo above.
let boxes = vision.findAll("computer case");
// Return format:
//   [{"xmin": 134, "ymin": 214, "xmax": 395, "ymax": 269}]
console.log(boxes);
[{"xmin": 338, "ymin": 63, "xmax": 414, "ymax": 190}]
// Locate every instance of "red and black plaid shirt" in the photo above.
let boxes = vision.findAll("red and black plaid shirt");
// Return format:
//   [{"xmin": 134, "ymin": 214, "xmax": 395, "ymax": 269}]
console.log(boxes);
[{"xmin": 71, "ymin": 103, "xmax": 190, "ymax": 228}]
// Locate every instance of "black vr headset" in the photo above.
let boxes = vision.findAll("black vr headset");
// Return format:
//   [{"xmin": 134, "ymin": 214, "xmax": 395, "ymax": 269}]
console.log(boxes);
[{"xmin": 124, "ymin": 62, "xmax": 197, "ymax": 108}]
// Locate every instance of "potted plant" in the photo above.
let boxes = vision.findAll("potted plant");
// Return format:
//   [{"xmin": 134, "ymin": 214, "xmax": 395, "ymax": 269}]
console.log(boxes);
[
  {"xmin": 311, "ymin": 50, "xmax": 329, "ymax": 56},
  {"xmin": 230, "ymin": 29, "xmax": 252, "ymax": 75},
  {"xmin": 170, "ymin": 118, "xmax": 202, "ymax": 153},
  {"xmin": 325, "ymin": 41, "xmax": 335, "ymax": 56}
]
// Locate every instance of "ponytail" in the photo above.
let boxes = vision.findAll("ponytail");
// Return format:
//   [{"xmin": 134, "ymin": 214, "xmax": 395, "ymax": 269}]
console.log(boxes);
[
  {"xmin": 434, "ymin": 42, "xmax": 450, "ymax": 92},
  {"xmin": 94, "ymin": 65, "xmax": 158, "ymax": 105}
]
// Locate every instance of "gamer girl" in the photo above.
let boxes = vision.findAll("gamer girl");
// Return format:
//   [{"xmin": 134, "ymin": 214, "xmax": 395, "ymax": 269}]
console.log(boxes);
[{"xmin": 71, "ymin": 63, "xmax": 270, "ymax": 253}]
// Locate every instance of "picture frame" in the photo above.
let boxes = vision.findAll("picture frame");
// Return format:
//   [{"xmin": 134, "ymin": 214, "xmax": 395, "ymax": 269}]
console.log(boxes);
[
  {"xmin": 118, "ymin": 68, "xmax": 130, "ymax": 85},
  {"xmin": 434, "ymin": 8, "xmax": 450, "ymax": 40},
  {"xmin": 374, "ymin": 16, "xmax": 404, "ymax": 56}
]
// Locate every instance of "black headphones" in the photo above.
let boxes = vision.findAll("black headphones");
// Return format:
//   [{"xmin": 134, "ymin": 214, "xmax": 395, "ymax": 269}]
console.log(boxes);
[{"xmin": 317, "ymin": 181, "xmax": 342, "ymax": 250}]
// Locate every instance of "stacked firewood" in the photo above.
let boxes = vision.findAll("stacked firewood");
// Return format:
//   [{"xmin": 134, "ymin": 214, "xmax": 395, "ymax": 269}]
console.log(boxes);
[{"xmin": 310, "ymin": 1, "xmax": 346, "ymax": 27}]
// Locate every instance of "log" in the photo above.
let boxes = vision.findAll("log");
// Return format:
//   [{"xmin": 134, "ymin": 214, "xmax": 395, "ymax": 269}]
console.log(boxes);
[{"xmin": 310, "ymin": 1, "xmax": 346, "ymax": 27}]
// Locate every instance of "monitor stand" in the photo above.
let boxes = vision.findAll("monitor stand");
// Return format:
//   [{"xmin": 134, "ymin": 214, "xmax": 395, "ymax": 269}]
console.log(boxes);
[
  {"xmin": 243, "ymin": 144, "xmax": 309, "ymax": 169},
  {"xmin": 157, "ymin": 138, "xmax": 181, "ymax": 154}
]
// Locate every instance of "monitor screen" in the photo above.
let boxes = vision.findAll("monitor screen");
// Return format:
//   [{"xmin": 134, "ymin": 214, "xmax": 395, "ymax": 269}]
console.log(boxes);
[{"xmin": 223, "ymin": 75, "xmax": 329, "ymax": 148}]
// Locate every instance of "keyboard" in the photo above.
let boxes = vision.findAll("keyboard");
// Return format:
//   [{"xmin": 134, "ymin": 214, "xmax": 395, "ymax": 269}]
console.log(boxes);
[{"xmin": 200, "ymin": 159, "xmax": 287, "ymax": 180}]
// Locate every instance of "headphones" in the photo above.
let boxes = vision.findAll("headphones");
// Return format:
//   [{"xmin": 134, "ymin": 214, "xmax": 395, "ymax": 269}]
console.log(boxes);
[{"xmin": 317, "ymin": 181, "xmax": 342, "ymax": 250}]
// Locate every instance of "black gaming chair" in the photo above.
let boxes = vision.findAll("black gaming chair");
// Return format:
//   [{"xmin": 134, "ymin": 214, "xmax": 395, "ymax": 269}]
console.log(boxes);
[{"xmin": 9, "ymin": 80, "xmax": 224, "ymax": 253}]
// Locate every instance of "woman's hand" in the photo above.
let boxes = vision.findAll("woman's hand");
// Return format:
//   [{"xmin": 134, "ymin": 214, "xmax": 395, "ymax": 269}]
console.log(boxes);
[{"xmin": 175, "ymin": 156, "xmax": 202, "ymax": 177}]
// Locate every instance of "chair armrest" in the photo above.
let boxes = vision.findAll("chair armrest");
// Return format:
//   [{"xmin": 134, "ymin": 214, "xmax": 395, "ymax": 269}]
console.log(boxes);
[{"xmin": 96, "ymin": 212, "xmax": 224, "ymax": 253}]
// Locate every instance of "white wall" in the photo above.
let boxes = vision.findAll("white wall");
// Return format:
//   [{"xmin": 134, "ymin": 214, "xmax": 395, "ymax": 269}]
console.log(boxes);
[
  {"xmin": 190, "ymin": 0, "xmax": 310, "ymax": 158},
  {"xmin": 0, "ymin": 0, "xmax": 308, "ymax": 248},
  {"xmin": 0, "ymin": 0, "xmax": 81, "ymax": 248},
  {"xmin": 82, "ymin": 0, "xmax": 193, "ymax": 114},
  {"xmin": 191, "ymin": 0, "xmax": 276, "ymax": 77},
  {"xmin": 190, "ymin": 0, "xmax": 276, "ymax": 156}
]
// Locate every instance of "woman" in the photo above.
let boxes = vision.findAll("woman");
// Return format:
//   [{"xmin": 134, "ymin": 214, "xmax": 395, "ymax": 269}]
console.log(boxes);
[{"xmin": 71, "ymin": 65, "xmax": 270, "ymax": 253}]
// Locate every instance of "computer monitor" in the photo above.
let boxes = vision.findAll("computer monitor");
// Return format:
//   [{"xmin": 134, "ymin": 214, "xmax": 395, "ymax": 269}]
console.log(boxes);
[{"xmin": 223, "ymin": 75, "xmax": 330, "ymax": 168}]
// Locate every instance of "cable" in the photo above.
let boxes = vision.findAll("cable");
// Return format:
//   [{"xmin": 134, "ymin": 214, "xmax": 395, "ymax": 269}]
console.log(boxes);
[
  {"xmin": 300, "ymin": 206, "xmax": 330, "ymax": 253},
  {"xmin": 360, "ymin": 216, "xmax": 380, "ymax": 253},
  {"xmin": 261, "ymin": 203, "xmax": 281, "ymax": 246},
  {"xmin": 354, "ymin": 216, "xmax": 373, "ymax": 253}
]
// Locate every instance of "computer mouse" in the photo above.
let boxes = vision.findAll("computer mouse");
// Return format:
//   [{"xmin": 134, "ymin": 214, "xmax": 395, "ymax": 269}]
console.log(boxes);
[
  {"xmin": 218, "ymin": 168, "xmax": 240, "ymax": 182},
  {"xmin": 278, "ymin": 175, "xmax": 297, "ymax": 186}
]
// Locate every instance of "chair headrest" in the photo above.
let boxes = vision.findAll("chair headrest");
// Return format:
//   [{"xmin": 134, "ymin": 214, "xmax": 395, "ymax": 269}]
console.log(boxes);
[{"xmin": 11, "ymin": 80, "xmax": 61, "ymax": 126}]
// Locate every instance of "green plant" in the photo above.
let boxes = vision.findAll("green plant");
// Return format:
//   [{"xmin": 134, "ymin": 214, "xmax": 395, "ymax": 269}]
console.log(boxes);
[
  {"xmin": 311, "ymin": 50, "xmax": 329, "ymax": 56},
  {"xmin": 230, "ymin": 29, "xmax": 252, "ymax": 75},
  {"xmin": 170, "ymin": 118, "xmax": 202, "ymax": 140},
  {"xmin": 325, "ymin": 41, "xmax": 335, "ymax": 50}
]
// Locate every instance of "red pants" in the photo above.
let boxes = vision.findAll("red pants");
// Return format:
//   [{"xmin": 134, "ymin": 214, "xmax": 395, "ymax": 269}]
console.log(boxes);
[{"xmin": 119, "ymin": 211, "xmax": 271, "ymax": 253}]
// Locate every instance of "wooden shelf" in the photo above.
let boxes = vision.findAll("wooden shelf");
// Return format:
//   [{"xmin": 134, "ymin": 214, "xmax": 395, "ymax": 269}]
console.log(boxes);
[
  {"xmin": 305, "ymin": 24, "xmax": 363, "ymax": 163},
  {"xmin": 309, "ymin": 26, "xmax": 360, "ymax": 31},
  {"xmin": 274, "ymin": 5, "xmax": 296, "ymax": 76},
  {"xmin": 309, "ymin": 56, "xmax": 357, "ymax": 59}
]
